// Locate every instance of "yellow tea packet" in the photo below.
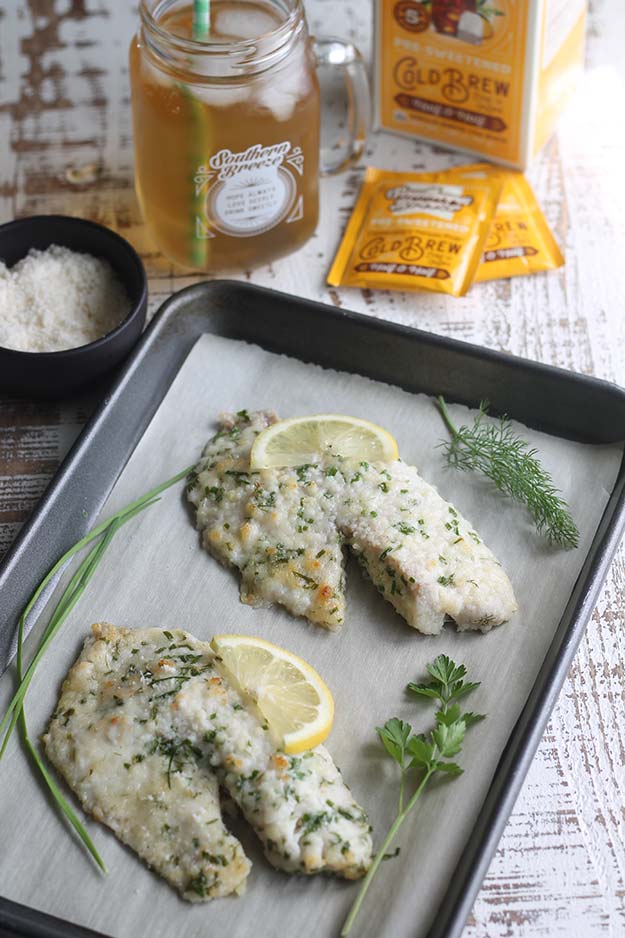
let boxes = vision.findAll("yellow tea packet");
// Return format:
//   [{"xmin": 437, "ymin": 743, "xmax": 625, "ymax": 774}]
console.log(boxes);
[
  {"xmin": 456, "ymin": 164, "xmax": 564, "ymax": 281},
  {"xmin": 327, "ymin": 166, "xmax": 502, "ymax": 297}
]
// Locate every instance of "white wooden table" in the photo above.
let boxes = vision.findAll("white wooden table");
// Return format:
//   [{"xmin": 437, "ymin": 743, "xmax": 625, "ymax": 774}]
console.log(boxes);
[{"xmin": 1, "ymin": 1, "xmax": 624, "ymax": 934}]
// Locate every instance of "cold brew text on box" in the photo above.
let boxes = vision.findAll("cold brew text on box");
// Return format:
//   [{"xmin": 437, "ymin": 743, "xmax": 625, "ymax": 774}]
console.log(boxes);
[{"xmin": 375, "ymin": 1, "xmax": 587, "ymax": 169}]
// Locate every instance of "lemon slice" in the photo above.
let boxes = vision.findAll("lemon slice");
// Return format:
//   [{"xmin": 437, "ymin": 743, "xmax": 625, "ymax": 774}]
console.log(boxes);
[
  {"xmin": 250, "ymin": 414, "xmax": 399, "ymax": 469},
  {"xmin": 210, "ymin": 634, "xmax": 334, "ymax": 755}
]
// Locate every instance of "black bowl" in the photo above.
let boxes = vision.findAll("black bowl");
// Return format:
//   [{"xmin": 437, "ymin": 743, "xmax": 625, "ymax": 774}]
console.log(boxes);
[{"xmin": 0, "ymin": 215, "xmax": 147, "ymax": 399}]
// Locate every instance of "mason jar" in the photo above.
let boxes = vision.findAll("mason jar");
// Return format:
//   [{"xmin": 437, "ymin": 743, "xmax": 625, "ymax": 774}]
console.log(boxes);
[{"xmin": 129, "ymin": 0, "xmax": 369, "ymax": 271}]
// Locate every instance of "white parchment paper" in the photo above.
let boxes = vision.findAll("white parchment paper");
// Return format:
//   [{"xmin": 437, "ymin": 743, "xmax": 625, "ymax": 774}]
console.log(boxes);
[{"xmin": 1, "ymin": 335, "xmax": 622, "ymax": 938}]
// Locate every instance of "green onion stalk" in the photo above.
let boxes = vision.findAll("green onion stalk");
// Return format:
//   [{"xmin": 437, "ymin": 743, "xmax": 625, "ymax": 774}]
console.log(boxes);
[{"xmin": 0, "ymin": 465, "xmax": 192, "ymax": 869}]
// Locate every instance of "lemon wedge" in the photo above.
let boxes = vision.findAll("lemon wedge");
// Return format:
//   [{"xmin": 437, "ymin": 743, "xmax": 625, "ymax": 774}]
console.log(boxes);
[
  {"xmin": 249, "ymin": 414, "xmax": 399, "ymax": 469},
  {"xmin": 210, "ymin": 634, "xmax": 334, "ymax": 755}
]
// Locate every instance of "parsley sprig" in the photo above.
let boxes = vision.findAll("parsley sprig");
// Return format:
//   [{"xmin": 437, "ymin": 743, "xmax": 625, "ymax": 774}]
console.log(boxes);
[
  {"xmin": 437, "ymin": 397, "xmax": 579, "ymax": 549},
  {"xmin": 340, "ymin": 655, "xmax": 484, "ymax": 937}
]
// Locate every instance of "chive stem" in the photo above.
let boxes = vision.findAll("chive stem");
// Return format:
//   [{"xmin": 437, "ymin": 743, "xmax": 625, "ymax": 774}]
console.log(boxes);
[
  {"xmin": 1, "ymin": 528, "xmax": 114, "ymax": 762},
  {"xmin": 0, "ymin": 463, "xmax": 194, "ymax": 871},
  {"xmin": 14, "ymin": 526, "xmax": 124, "ymax": 871},
  {"xmin": 0, "ymin": 465, "xmax": 192, "ymax": 755},
  {"xmin": 1, "ymin": 500, "xmax": 159, "ymax": 760}
]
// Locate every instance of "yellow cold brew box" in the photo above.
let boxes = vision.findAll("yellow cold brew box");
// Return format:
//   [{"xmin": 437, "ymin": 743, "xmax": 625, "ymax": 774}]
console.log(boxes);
[{"xmin": 374, "ymin": 1, "xmax": 587, "ymax": 169}]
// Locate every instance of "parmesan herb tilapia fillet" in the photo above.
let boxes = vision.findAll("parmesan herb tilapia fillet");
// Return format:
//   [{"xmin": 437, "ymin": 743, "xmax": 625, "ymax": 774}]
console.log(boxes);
[
  {"xmin": 187, "ymin": 411, "xmax": 518, "ymax": 635},
  {"xmin": 44, "ymin": 624, "xmax": 372, "ymax": 901},
  {"xmin": 188, "ymin": 411, "xmax": 347, "ymax": 629}
]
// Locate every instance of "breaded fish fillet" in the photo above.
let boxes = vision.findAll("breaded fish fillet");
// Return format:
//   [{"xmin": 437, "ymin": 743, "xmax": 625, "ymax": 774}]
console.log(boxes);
[
  {"xmin": 44, "ymin": 623, "xmax": 250, "ymax": 901},
  {"xmin": 45, "ymin": 624, "xmax": 372, "ymax": 893},
  {"xmin": 187, "ymin": 412, "xmax": 517, "ymax": 635},
  {"xmin": 173, "ymin": 663, "xmax": 372, "ymax": 878},
  {"xmin": 336, "ymin": 459, "xmax": 518, "ymax": 634},
  {"xmin": 188, "ymin": 411, "xmax": 346, "ymax": 630}
]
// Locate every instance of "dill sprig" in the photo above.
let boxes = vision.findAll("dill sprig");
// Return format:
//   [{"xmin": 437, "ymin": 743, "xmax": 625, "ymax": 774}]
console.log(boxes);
[
  {"xmin": 0, "ymin": 464, "xmax": 193, "ymax": 870},
  {"xmin": 437, "ymin": 397, "xmax": 579, "ymax": 549},
  {"xmin": 341, "ymin": 655, "xmax": 484, "ymax": 937}
]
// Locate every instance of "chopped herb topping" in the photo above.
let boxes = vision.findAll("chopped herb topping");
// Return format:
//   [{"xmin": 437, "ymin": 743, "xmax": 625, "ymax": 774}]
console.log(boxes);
[
  {"xmin": 187, "ymin": 872, "xmax": 211, "ymax": 897},
  {"xmin": 293, "ymin": 572, "xmax": 319, "ymax": 590},
  {"xmin": 299, "ymin": 811, "xmax": 330, "ymax": 834},
  {"xmin": 224, "ymin": 470, "xmax": 252, "ymax": 486},
  {"xmin": 253, "ymin": 488, "xmax": 276, "ymax": 511}
]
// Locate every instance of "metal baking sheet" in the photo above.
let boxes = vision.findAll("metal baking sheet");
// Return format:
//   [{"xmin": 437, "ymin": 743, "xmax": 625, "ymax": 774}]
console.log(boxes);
[{"xmin": 1, "ymin": 282, "xmax": 624, "ymax": 938}]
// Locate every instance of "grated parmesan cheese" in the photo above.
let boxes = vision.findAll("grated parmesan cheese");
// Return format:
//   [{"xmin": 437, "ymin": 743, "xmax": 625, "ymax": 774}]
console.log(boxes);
[{"xmin": 0, "ymin": 245, "xmax": 132, "ymax": 352}]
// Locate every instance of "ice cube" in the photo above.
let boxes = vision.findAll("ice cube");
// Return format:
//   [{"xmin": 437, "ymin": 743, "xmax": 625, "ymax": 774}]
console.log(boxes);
[
  {"xmin": 141, "ymin": 54, "xmax": 250, "ymax": 108},
  {"xmin": 256, "ymin": 85, "xmax": 296, "ymax": 121},
  {"xmin": 212, "ymin": 6, "xmax": 281, "ymax": 41},
  {"xmin": 255, "ymin": 49, "xmax": 311, "ymax": 121},
  {"xmin": 192, "ymin": 85, "xmax": 251, "ymax": 108}
]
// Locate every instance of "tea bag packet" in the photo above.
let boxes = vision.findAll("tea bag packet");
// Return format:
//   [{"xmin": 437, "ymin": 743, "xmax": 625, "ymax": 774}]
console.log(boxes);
[
  {"xmin": 327, "ymin": 166, "xmax": 502, "ymax": 297},
  {"xmin": 456, "ymin": 164, "xmax": 565, "ymax": 282}
]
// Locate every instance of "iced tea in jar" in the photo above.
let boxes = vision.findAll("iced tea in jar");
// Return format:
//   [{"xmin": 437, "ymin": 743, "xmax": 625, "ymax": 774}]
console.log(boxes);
[{"xmin": 130, "ymin": 0, "xmax": 369, "ymax": 271}]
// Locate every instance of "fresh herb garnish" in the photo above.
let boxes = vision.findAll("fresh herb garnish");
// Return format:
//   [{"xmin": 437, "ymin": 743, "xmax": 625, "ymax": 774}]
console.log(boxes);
[
  {"xmin": 437, "ymin": 397, "xmax": 579, "ymax": 549},
  {"xmin": 340, "ymin": 655, "xmax": 485, "ymax": 937},
  {"xmin": 0, "ymin": 463, "xmax": 193, "ymax": 871}
]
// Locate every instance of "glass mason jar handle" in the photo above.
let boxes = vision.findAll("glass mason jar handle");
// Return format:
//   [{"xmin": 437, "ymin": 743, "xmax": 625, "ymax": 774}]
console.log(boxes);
[{"xmin": 313, "ymin": 37, "xmax": 371, "ymax": 176}]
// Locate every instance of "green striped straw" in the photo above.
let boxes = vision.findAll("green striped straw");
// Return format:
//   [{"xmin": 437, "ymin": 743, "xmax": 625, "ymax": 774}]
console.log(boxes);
[
  {"xmin": 193, "ymin": 0, "xmax": 211, "ymax": 39},
  {"xmin": 188, "ymin": 0, "xmax": 211, "ymax": 269}
]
